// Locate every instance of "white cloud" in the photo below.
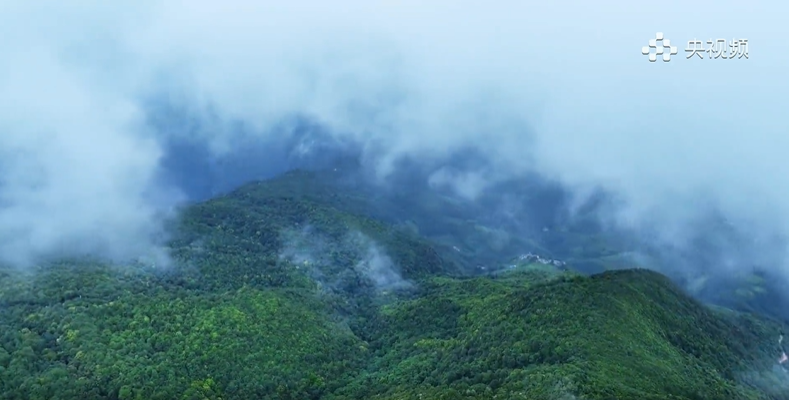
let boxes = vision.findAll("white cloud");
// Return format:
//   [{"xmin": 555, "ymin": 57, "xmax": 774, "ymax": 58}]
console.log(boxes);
[{"xmin": 0, "ymin": 0, "xmax": 787, "ymax": 274}]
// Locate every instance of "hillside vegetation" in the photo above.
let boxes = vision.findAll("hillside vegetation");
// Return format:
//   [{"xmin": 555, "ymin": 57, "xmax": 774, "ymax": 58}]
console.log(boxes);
[{"xmin": 1, "ymin": 170, "xmax": 787, "ymax": 399}]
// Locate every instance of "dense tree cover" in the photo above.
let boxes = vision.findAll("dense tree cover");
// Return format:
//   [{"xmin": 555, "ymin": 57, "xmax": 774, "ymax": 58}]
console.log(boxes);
[
  {"xmin": 1, "ymin": 170, "xmax": 788, "ymax": 399},
  {"xmin": 331, "ymin": 267, "xmax": 788, "ymax": 399},
  {"xmin": 0, "ymin": 262, "xmax": 366, "ymax": 399}
]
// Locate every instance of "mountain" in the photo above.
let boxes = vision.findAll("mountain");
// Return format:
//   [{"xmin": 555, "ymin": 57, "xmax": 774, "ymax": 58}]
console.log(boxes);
[{"xmin": 1, "ymin": 169, "xmax": 788, "ymax": 399}]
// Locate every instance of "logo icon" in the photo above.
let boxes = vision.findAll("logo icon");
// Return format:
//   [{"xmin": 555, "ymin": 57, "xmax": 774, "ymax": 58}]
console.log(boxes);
[{"xmin": 642, "ymin": 32, "xmax": 678, "ymax": 62}]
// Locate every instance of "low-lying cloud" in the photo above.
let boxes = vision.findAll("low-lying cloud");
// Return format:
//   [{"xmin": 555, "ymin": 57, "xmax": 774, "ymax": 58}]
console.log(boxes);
[
  {"xmin": 1, "ymin": 0, "xmax": 788, "ymax": 291},
  {"xmin": 279, "ymin": 226, "xmax": 411, "ymax": 293}
]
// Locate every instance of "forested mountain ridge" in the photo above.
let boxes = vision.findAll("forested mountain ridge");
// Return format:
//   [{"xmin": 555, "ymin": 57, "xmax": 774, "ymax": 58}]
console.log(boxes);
[{"xmin": 1, "ymin": 170, "xmax": 788, "ymax": 399}]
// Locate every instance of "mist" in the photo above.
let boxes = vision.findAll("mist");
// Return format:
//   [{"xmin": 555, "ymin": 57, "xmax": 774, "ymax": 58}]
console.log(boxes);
[
  {"xmin": 279, "ymin": 226, "xmax": 411, "ymax": 294},
  {"xmin": 1, "ymin": 0, "xmax": 788, "ymax": 301}
]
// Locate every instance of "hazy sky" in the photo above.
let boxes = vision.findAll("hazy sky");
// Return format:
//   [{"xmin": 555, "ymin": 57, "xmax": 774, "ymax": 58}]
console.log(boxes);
[{"xmin": 0, "ymin": 1, "xmax": 786, "ymax": 270}]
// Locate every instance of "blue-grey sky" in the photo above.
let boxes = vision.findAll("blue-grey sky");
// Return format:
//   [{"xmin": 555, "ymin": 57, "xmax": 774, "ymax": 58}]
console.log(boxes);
[{"xmin": 0, "ymin": 1, "xmax": 786, "ymax": 271}]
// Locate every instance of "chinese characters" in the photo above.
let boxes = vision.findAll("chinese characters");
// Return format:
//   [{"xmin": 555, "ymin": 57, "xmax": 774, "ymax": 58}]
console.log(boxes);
[{"xmin": 685, "ymin": 39, "xmax": 748, "ymax": 60}]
